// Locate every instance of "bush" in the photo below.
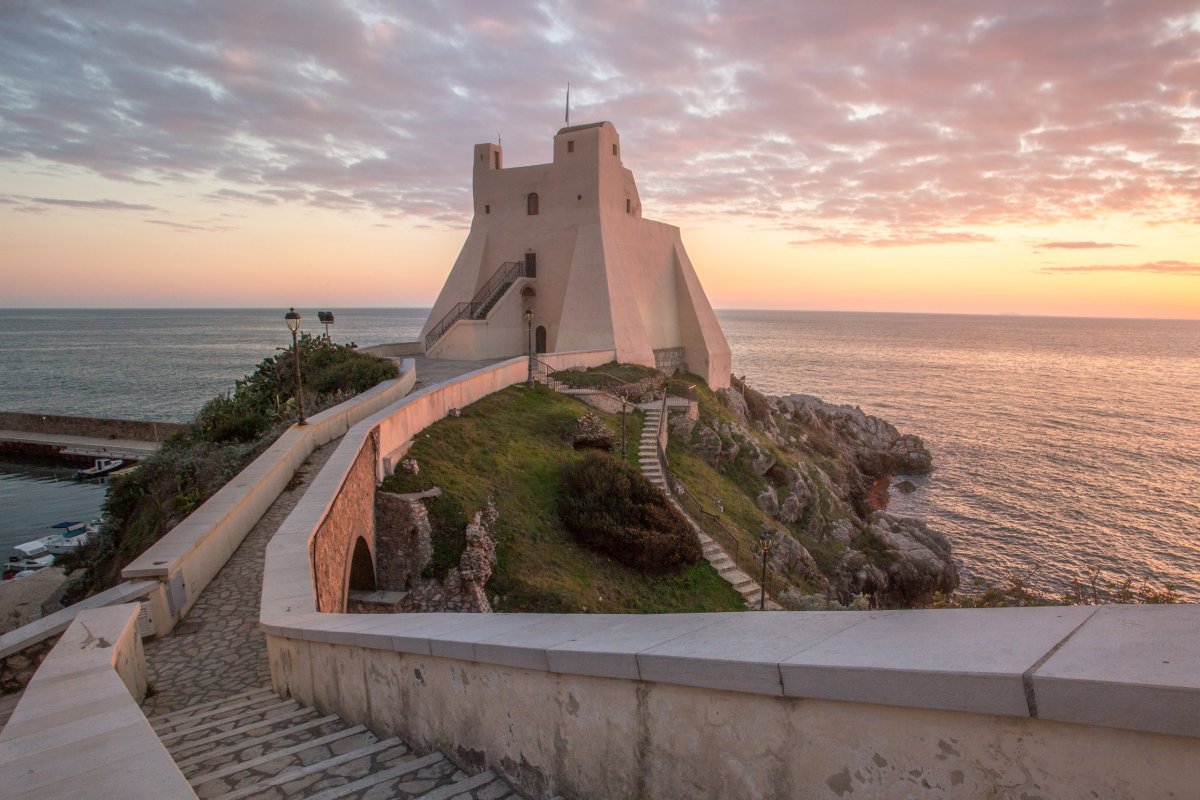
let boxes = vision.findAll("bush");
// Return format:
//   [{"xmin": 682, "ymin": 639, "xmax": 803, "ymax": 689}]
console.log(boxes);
[{"xmin": 557, "ymin": 452, "xmax": 700, "ymax": 573}]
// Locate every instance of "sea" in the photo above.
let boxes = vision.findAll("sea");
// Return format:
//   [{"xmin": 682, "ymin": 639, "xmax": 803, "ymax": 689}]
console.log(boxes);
[{"xmin": 2, "ymin": 308, "xmax": 1197, "ymax": 601}]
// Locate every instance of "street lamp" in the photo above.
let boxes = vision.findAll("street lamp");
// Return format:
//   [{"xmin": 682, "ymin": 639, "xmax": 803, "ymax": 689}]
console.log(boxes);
[
  {"xmin": 757, "ymin": 531, "xmax": 774, "ymax": 610},
  {"xmin": 284, "ymin": 308, "xmax": 307, "ymax": 426},
  {"xmin": 317, "ymin": 310, "xmax": 335, "ymax": 340},
  {"xmin": 524, "ymin": 308, "xmax": 534, "ymax": 387}
]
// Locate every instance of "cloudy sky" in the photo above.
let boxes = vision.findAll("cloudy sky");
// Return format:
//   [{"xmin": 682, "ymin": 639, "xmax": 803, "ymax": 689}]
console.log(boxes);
[{"xmin": 1, "ymin": 1, "xmax": 1197, "ymax": 316}]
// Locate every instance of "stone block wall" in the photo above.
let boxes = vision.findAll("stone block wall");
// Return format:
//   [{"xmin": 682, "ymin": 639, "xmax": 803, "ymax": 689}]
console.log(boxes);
[
  {"xmin": 0, "ymin": 411, "xmax": 187, "ymax": 442},
  {"xmin": 311, "ymin": 429, "xmax": 379, "ymax": 613}
]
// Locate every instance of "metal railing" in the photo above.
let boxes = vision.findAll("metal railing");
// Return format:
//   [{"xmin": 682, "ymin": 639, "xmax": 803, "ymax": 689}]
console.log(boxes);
[
  {"xmin": 665, "ymin": 460, "xmax": 790, "ymax": 603},
  {"xmin": 424, "ymin": 260, "xmax": 529, "ymax": 351}
]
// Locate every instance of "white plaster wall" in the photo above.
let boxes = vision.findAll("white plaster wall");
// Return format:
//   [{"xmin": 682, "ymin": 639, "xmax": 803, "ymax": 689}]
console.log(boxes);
[{"xmin": 267, "ymin": 635, "xmax": 1200, "ymax": 800}]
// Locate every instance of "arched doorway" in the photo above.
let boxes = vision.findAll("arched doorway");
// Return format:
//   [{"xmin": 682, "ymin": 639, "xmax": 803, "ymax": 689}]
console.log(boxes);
[
  {"xmin": 535, "ymin": 326, "xmax": 547, "ymax": 354},
  {"xmin": 347, "ymin": 536, "xmax": 376, "ymax": 592}
]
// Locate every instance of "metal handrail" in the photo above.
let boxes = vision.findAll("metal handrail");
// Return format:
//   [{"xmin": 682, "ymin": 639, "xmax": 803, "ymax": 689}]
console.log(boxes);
[
  {"xmin": 425, "ymin": 260, "xmax": 528, "ymax": 350},
  {"xmin": 665, "ymin": 462, "xmax": 789, "ymax": 602}
]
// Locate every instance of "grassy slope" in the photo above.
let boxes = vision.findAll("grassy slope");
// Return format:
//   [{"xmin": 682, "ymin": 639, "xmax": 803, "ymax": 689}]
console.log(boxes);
[{"xmin": 381, "ymin": 384, "xmax": 744, "ymax": 613}]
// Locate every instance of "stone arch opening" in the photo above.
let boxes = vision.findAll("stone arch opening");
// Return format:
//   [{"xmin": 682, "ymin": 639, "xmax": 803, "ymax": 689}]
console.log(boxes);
[
  {"xmin": 536, "ymin": 325, "xmax": 547, "ymax": 353},
  {"xmin": 347, "ymin": 536, "xmax": 376, "ymax": 593},
  {"xmin": 527, "ymin": 192, "xmax": 539, "ymax": 215}
]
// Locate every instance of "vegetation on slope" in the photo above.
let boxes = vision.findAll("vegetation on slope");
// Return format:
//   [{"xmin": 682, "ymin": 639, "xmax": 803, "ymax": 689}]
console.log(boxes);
[
  {"xmin": 380, "ymin": 385, "xmax": 744, "ymax": 613},
  {"xmin": 64, "ymin": 335, "xmax": 397, "ymax": 600},
  {"xmin": 558, "ymin": 452, "xmax": 701, "ymax": 572}
]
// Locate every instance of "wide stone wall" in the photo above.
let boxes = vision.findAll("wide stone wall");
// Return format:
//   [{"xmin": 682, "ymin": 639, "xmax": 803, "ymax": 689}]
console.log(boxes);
[
  {"xmin": 266, "ymin": 635, "xmax": 1199, "ymax": 800},
  {"xmin": 0, "ymin": 411, "xmax": 187, "ymax": 442},
  {"xmin": 311, "ymin": 429, "xmax": 379, "ymax": 613}
]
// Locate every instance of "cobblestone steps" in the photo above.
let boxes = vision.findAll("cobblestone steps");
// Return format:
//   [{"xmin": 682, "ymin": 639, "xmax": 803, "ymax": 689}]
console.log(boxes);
[{"xmin": 157, "ymin": 687, "xmax": 522, "ymax": 800}]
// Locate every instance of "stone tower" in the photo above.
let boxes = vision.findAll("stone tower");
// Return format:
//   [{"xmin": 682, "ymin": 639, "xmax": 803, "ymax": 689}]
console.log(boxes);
[{"xmin": 420, "ymin": 121, "xmax": 731, "ymax": 390}]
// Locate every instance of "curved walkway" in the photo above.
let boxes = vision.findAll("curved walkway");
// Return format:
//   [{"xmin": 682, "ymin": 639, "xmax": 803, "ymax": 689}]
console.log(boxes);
[{"xmin": 142, "ymin": 441, "xmax": 340, "ymax": 716}]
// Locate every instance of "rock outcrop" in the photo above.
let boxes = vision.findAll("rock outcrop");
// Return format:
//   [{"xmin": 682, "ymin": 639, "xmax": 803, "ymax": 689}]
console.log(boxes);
[
  {"xmin": 670, "ymin": 375, "xmax": 957, "ymax": 608},
  {"xmin": 371, "ymin": 495, "xmax": 499, "ymax": 613}
]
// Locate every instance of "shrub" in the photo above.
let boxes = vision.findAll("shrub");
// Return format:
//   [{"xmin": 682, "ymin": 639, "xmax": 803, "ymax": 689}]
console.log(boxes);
[{"xmin": 557, "ymin": 452, "xmax": 700, "ymax": 573}]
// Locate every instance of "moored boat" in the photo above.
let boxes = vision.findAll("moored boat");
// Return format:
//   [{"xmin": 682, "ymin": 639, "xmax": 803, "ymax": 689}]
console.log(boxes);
[
  {"xmin": 74, "ymin": 458, "xmax": 124, "ymax": 479},
  {"xmin": 41, "ymin": 520, "xmax": 95, "ymax": 555}
]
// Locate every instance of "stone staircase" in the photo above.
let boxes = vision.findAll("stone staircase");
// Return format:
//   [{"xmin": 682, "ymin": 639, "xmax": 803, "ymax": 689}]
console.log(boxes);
[
  {"xmin": 152, "ymin": 686, "xmax": 520, "ymax": 799},
  {"xmin": 636, "ymin": 404, "xmax": 668, "ymax": 491},
  {"xmin": 636, "ymin": 402, "xmax": 781, "ymax": 611}
]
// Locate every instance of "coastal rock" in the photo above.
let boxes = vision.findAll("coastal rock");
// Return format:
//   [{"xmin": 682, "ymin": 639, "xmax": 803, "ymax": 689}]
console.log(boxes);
[
  {"xmin": 669, "ymin": 413, "xmax": 697, "ymax": 440},
  {"xmin": 747, "ymin": 441, "xmax": 776, "ymax": 477},
  {"xmin": 864, "ymin": 511, "xmax": 958, "ymax": 605},
  {"xmin": 756, "ymin": 484, "xmax": 779, "ymax": 517},
  {"xmin": 894, "ymin": 479, "xmax": 917, "ymax": 494},
  {"xmin": 768, "ymin": 531, "xmax": 826, "ymax": 588},
  {"xmin": 784, "ymin": 394, "xmax": 933, "ymax": 477},
  {"xmin": 717, "ymin": 387, "xmax": 750, "ymax": 426},
  {"xmin": 886, "ymin": 435, "xmax": 933, "ymax": 474}
]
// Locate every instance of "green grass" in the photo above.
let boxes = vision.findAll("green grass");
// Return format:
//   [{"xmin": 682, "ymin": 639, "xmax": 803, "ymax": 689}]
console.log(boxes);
[
  {"xmin": 381, "ymin": 384, "xmax": 744, "ymax": 613},
  {"xmin": 552, "ymin": 362, "xmax": 661, "ymax": 390}
]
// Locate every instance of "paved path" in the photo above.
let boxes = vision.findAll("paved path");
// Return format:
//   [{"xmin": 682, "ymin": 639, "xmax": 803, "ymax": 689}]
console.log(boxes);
[
  {"xmin": 141, "ymin": 442, "xmax": 339, "ymax": 717},
  {"xmin": 408, "ymin": 356, "xmax": 506, "ymax": 392}
]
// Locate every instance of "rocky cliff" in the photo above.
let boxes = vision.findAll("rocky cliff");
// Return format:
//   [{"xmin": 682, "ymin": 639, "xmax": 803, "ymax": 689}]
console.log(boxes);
[{"xmin": 670, "ymin": 376, "xmax": 958, "ymax": 608}]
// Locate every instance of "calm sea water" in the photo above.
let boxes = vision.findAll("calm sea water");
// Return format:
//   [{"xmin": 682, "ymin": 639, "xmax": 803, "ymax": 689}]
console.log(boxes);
[{"xmin": 1, "ymin": 308, "xmax": 1197, "ymax": 600}]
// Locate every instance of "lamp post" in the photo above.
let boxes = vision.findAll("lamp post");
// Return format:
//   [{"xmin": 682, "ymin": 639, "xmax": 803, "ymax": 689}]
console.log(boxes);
[
  {"xmin": 284, "ymin": 308, "xmax": 307, "ymax": 426},
  {"xmin": 317, "ymin": 310, "xmax": 334, "ymax": 341},
  {"xmin": 524, "ymin": 308, "xmax": 534, "ymax": 387},
  {"xmin": 757, "ymin": 531, "xmax": 774, "ymax": 610}
]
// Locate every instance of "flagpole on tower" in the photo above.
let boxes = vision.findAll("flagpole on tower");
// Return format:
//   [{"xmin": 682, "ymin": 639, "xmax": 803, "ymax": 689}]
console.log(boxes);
[{"xmin": 565, "ymin": 82, "xmax": 570, "ymax": 126}]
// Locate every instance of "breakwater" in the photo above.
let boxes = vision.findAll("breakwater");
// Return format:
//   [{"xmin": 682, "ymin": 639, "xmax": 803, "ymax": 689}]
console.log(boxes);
[{"xmin": 0, "ymin": 412, "xmax": 186, "ymax": 443}]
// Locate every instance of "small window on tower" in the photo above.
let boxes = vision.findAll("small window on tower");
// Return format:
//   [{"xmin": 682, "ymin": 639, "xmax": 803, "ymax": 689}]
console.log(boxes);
[
  {"xmin": 567, "ymin": 140, "xmax": 575, "ymax": 153},
  {"xmin": 493, "ymin": 152, "xmax": 500, "ymax": 169},
  {"xmin": 626, "ymin": 198, "xmax": 631, "ymax": 213},
  {"xmin": 613, "ymin": 144, "xmax": 619, "ymax": 156},
  {"xmin": 527, "ymin": 193, "xmax": 539, "ymax": 215},
  {"xmin": 485, "ymin": 204, "xmax": 490, "ymax": 214}
]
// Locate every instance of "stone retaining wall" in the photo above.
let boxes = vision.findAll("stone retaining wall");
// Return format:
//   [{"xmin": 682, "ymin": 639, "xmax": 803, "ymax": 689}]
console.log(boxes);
[
  {"xmin": 311, "ymin": 430, "xmax": 379, "ymax": 613},
  {"xmin": 0, "ymin": 411, "xmax": 187, "ymax": 442}
]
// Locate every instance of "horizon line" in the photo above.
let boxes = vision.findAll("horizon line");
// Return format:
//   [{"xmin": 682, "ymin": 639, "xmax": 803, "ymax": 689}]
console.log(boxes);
[{"xmin": 1, "ymin": 306, "xmax": 1198, "ymax": 323}]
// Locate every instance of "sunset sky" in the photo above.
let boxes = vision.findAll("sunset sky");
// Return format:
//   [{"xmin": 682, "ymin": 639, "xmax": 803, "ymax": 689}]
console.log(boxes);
[{"xmin": 1, "ymin": 1, "xmax": 1197, "ymax": 318}]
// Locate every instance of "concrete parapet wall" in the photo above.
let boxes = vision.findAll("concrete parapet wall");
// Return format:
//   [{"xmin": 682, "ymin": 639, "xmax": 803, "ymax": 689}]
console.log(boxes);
[
  {"xmin": 0, "ymin": 604, "xmax": 195, "ymax": 799},
  {"xmin": 0, "ymin": 411, "xmax": 187, "ymax": 442},
  {"xmin": 264, "ymin": 622, "xmax": 1199, "ymax": 800},
  {"xmin": 123, "ymin": 359, "xmax": 416, "ymax": 633},
  {"xmin": 359, "ymin": 341, "xmax": 423, "ymax": 357}
]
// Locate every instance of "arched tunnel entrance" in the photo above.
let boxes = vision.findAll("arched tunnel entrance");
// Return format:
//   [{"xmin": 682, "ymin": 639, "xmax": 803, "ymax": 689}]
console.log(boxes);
[{"xmin": 347, "ymin": 535, "xmax": 376, "ymax": 593}]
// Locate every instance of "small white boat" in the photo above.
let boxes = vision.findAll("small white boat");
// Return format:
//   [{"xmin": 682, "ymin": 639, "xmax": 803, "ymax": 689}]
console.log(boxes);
[
  {"xmin": 75, "ymin": 458, "xmax": 124, "ymax": 479},
  {"xmin": 41, "ymin": 520, "xmax": 94, "ymax": 555},
  {"xmin": 6, "ymin": 540, "xmax": 56, "ymax": 575}
]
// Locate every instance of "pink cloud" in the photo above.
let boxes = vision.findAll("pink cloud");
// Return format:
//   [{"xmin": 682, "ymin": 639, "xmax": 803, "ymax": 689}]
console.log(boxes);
[
  {"xmin": 1037, "ymin": 241, "xmax": 1137, "ymax": 249},
  {"xmin": 0, "ymin": 0, "xmax": 1196, "ymax": 242},
  {"xmin": 1040, "ymin": 260, "xmax": 1200, "ymax": 275}
]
